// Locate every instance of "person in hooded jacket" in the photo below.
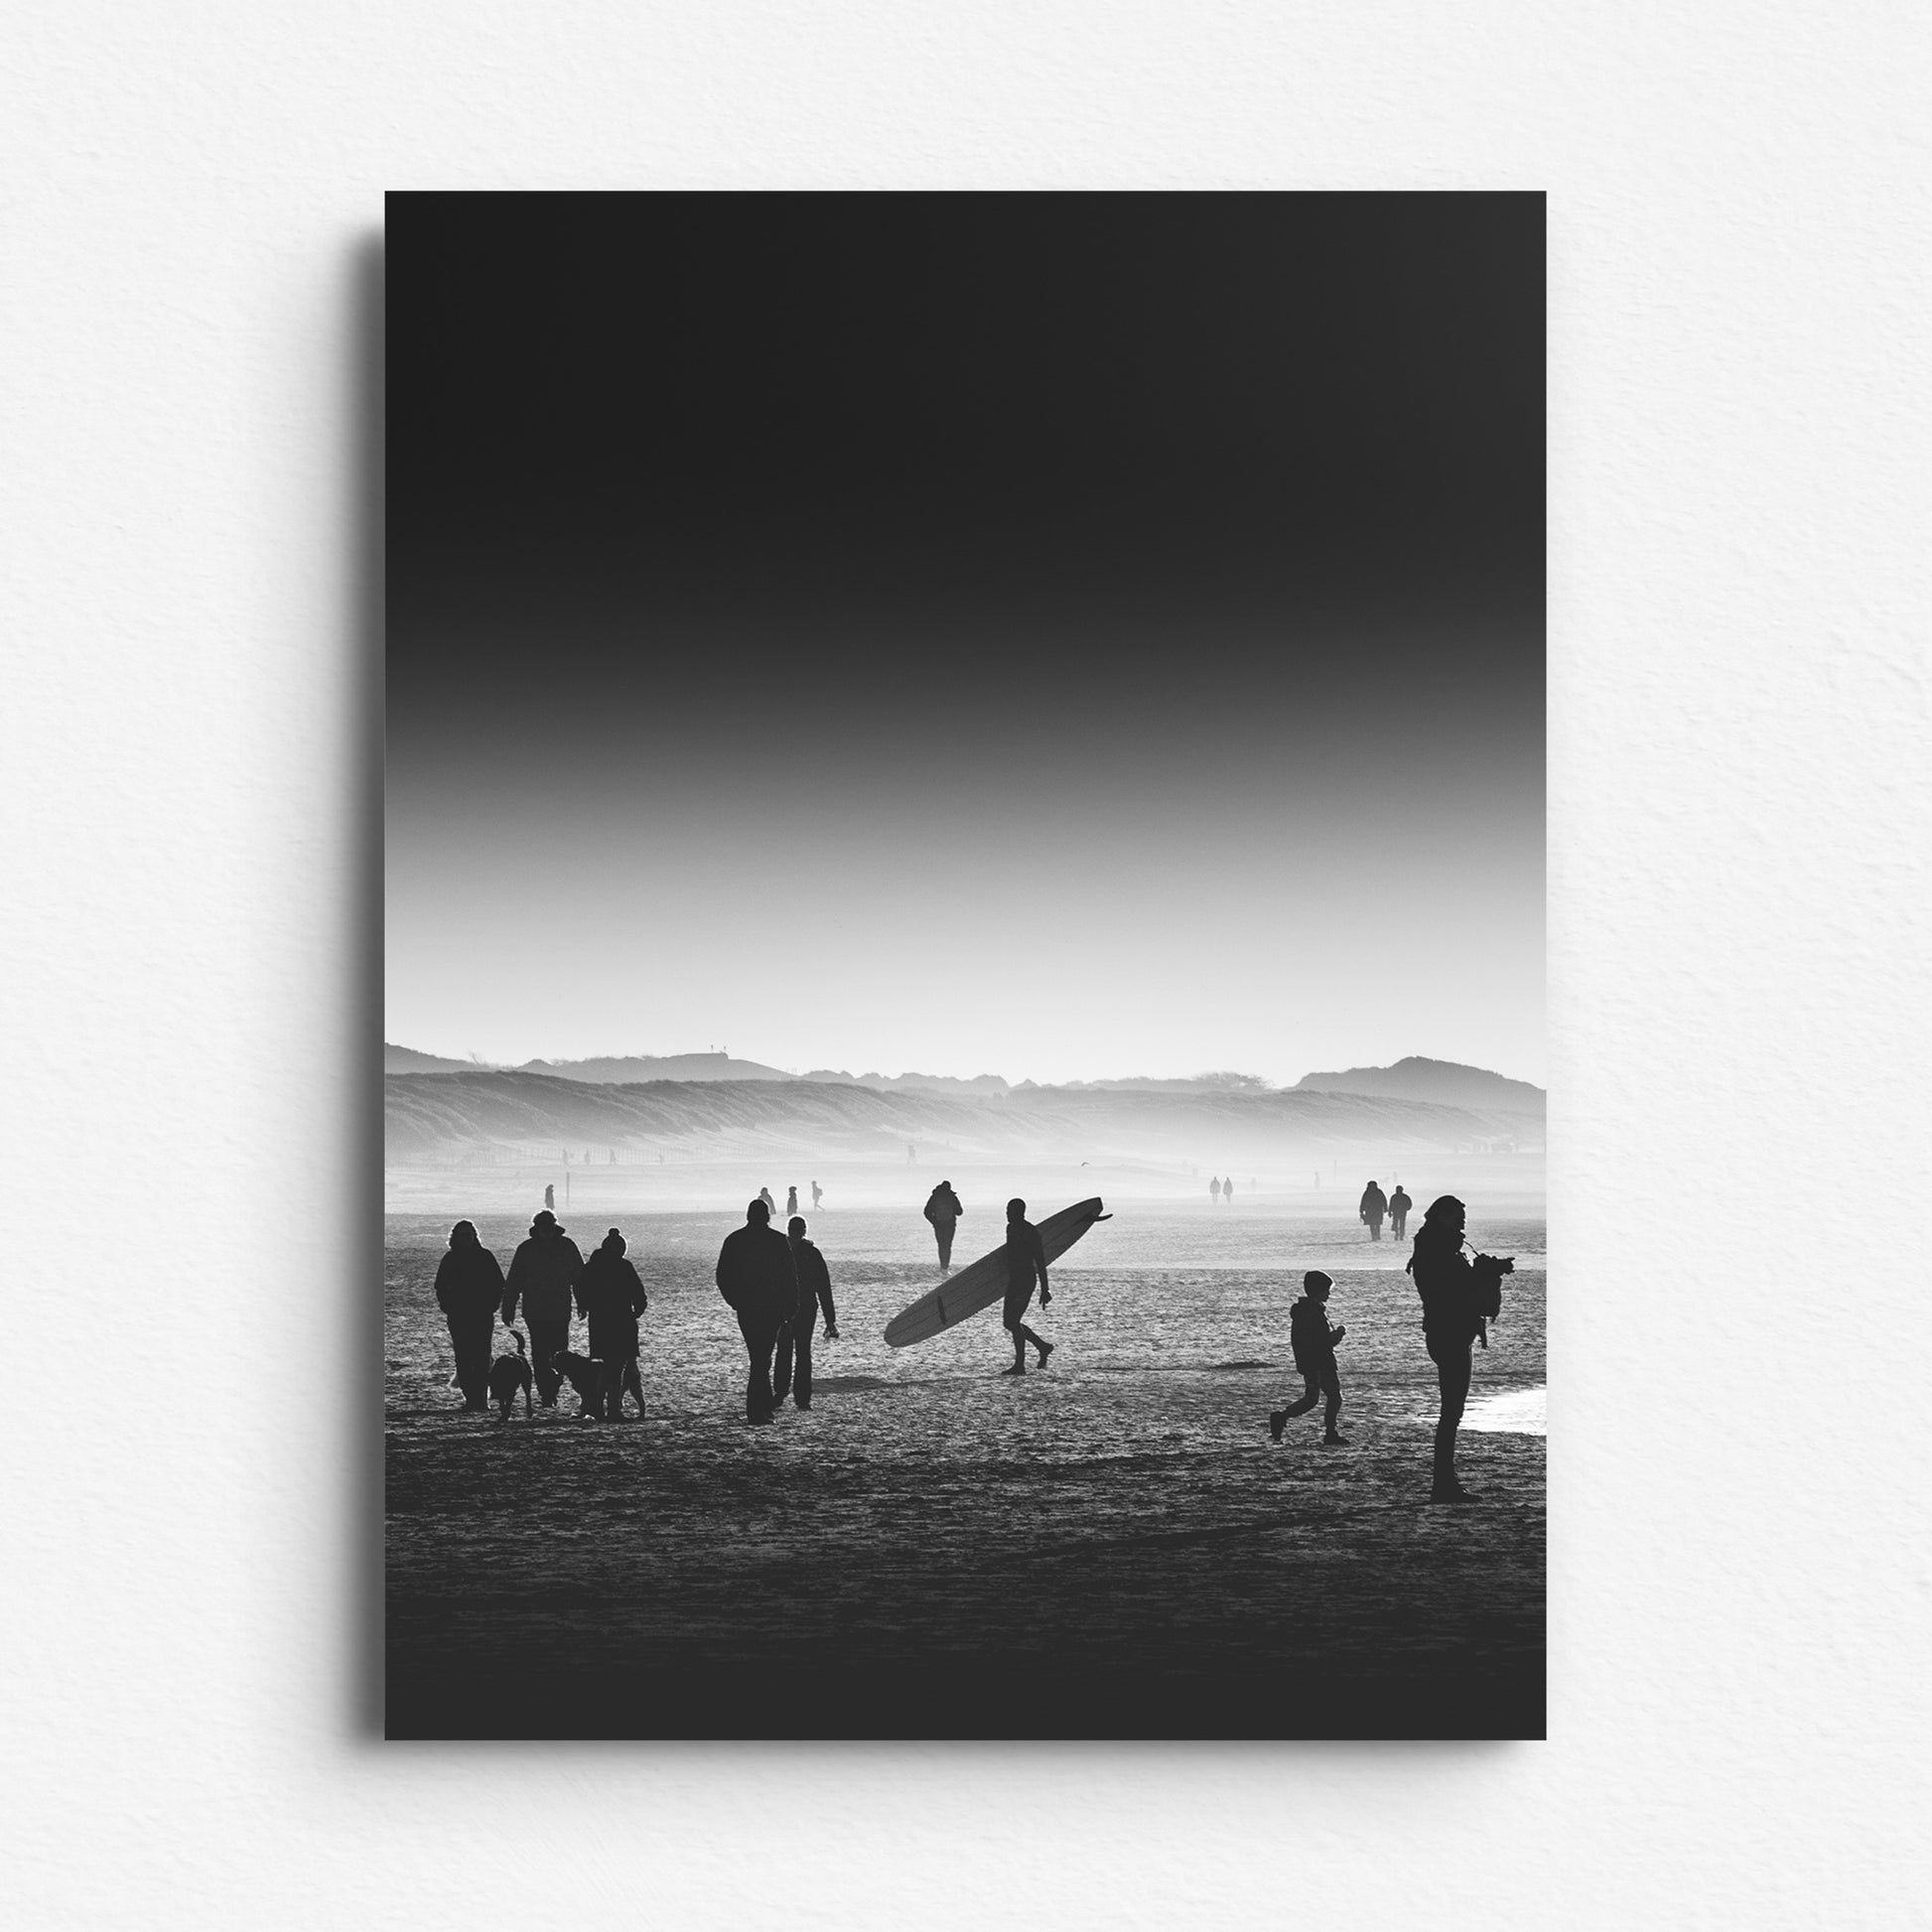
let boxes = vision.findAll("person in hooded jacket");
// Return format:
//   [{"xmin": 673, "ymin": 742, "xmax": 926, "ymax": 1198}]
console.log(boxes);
[
  {"xmin": 1407, "ymin": 1193, "xmax": 1480, "ymax": 1502},
  {"xmin": 501, "ymin": 1207, "xmax": 585, "ymax": 1408},
  {"xmin": 774, "ymin": 1215, "xmax": 839, "ymax": 1410},
  {"xmin": 1359, "ymin": 1179, "xmax": 1388, "ymax": 1240},
  {"xmin": 923, "ymin": 1179, "xmax": 964, "ymax": 1271},
  {"xmin": 576, "ymin": 1227, "xmax": 648, "ymax": 1420},
  {"xmin": 434, "ymin": 1220, "xmax": 505, "ymax": 1411},
  {"xmin": 715, "ymin": 1198, "xmax": 800, "ymax": 1424}
]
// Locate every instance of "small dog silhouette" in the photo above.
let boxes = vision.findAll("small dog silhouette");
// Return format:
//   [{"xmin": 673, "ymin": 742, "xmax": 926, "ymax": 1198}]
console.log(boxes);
[{"xmin": 486, "ymin": 1330, "xmax": 535, "ymax": 1420}]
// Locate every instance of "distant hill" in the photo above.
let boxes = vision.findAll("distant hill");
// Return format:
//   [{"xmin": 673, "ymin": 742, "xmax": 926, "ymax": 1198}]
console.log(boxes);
[
  {"xmin": 1294, "ymin": 1056, "xmax": 1545, "ymax": 1115},
  {"xmin": 384, "ymin": 1042, "xmax": 484, "ymax": 1074},
  {"xmin": 515, "ymin": 1051, "xmax": 795, "ymax": 1083},
  {"xmin": 805, "ymin": 1069, "xmax": 1013, "ymax": 1094},
  {"xmin": 386, "ymin": 1068, "xmax": 1541, "ymax": 1166}
]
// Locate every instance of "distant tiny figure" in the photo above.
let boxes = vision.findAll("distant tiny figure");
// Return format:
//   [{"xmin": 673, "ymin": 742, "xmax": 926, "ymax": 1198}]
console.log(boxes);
[
  {"xmin": 501, "ymin": 1209, "xmax": 585, "ymax": 1408},
  {"xmin": 1269, "ymin": 1271, "xmax": 1348, "ymax": 1446},
  {"xmin": 811, "ymin": 1180, "xmax": 823, "ymax": 1210},
  {"xmin": 1359, "ymin": 1179, "xmax": 1388, "ymax": 1241},
  {"xmin": 786, "ymin": 1184, "xmax": 799, "ymax": 1219},
  {"xmin": 1389, "ymin": 1184, "xmax": 1413, "ymax": 1240},
  {"xmin": 434, "ymin": 1220, "xmax": 505, "ymax": 1412},
  {"xmin": 923, "ymin": 1178, "xmax": 965, "ymax": 1272},
  {"xmin": 1407, "ymin": 1194, "xmax": 1513, "ymax": 1503},
  {"xmin": 1223, "ymin": 1176, "xmax": 1235, "ymax": 1205},
  {"xmin": 1211, "ymin": 1175, "xmax": 1222, "ymax": 1204},
  {"xmin": 544, "ymin": 1183, "xmax": 555, "ymax": 1212},
  {"xmin": 1000, "ymin": 1197, "xmax": 1054, "ymax": 1374},
  {"xmin": 576, "ymin": 1227, "xmax": 648, "ymax": 1421},
  {"xmin": 715, "ymin": 1198, "xmax": 801, "ymax": 1425},
  {"xmin": 775, "ymin": 1216, "xmax": 840, "ymax": 1410},
  {"xmin": 759, "ymin": 1185, "xmax": 777, "ymax": 1218}
]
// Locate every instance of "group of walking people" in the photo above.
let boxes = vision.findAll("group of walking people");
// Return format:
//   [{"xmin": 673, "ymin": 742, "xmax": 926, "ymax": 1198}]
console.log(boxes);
[
  {"xmin": 1268, "ymin": 1191, "xmax": 1509, "ymax": 1502},
  {"xmin": 1357, "ymin": 1179, "xmax": 1412, "ymax": 1240},
  {"xmin": 432, "ymin": 1183, "xmax": 1506, "ymax": 1500}
]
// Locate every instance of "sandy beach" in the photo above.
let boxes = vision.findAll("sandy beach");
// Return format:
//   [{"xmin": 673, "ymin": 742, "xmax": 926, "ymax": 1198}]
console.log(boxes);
[{"xmin": 386, "ymin": 1196, "xmax": 1545, "ymax": 1738}]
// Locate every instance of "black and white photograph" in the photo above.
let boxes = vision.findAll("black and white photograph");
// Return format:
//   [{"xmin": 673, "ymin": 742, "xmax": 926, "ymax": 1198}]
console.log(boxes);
[{"xmin": 384, "ymin": 191, "xmax": 1546, "ymax": 1739}]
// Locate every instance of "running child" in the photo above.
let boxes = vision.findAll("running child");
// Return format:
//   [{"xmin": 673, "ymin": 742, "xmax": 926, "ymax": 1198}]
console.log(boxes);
[{"xmin": 1269, "ymin": 1270, "xmax": 1349, "ymax": 1446}]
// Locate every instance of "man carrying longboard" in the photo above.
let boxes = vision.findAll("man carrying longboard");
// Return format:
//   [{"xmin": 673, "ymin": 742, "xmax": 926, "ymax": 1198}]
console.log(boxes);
[{"xmin": 1001, "ymin": 1197, "xmax": 1054, "ymax": 1375}]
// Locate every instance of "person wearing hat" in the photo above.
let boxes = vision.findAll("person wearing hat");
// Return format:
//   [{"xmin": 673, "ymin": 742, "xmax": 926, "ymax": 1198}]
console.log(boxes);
[
  {"xmin": 923, "ymin": 1179, "xmax": 964, "ymax": 1272},
  {"xmin": 434, "ymin": 1220, "xmax": 506, "ymax": 1412},
  {"xmin": 1406, "ymin": 1194, "xmax": 1479, "ymax": 1502},
  {"xmin": 501, "ymin": 1207, "xmax": 586, "ymax": 1408},
  {"xmin": 714, "ymin": 1197, "xmax": 800, "ymax": 1424},
  {"xmin": 1269, "ymin": 1270, "xmax": 1348, "ymax": 1446},
  {"xmin": 576, "ymin": 1227, "xmax": 648, "ymax": 1420}
]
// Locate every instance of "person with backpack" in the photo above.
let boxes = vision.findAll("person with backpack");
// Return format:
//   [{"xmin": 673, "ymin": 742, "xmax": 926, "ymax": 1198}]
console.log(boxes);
[
  {"xmin": 1269, "ymin": 1270, "xmax": 1348, "ymax": 1446},
  {"xmin": 923, "ymin": 1179, "xmax": 965, "ymax": 1271}
]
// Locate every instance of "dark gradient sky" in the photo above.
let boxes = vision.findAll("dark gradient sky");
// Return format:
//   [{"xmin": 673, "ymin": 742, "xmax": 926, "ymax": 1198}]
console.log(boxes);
[{"xmin": 387, "ymin": 192, "xmax": 1545, "ymax": 1083}]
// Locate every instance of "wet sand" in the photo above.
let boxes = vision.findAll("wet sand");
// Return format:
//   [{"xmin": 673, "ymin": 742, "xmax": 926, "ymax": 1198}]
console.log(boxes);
[{"xmin": 386, "ymin": 1204, "xmax": 1544, "ymax": 1738}]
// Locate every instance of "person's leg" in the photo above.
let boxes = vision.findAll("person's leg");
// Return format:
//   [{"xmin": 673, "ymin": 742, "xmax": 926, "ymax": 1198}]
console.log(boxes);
[
  {"xmin": 938, "ymin": 1223, "xmax": 954, "ymax": 1268},
  {"xmin": 1018, "ymin": 1322, "xmax": 1050, "ymax": 1364},
  {"xmin": 773, "ymin": 1321, "xmax": 795, "ymax": 1403},
  {"xmin": 448, "ymin": 1317, "xmax": 479, "ymax": 1407},
  {"xmin": 1321, "ymin": 1366, "xmax": 1345, "ymax": 1442},
  {"xmin": 531, "ymin": 1318, "xmax": 566, "ymax": 1405},
  {"xmin": 1431, "ymin": 1341, "xmax": 1472, "ymax": 1496},
  {"xmin": 793, "ymin": 1326, "xmax": 813, "ymax": 1408},
  {"xmin": 1284, "ymin": 1372, "xmax": 1321, "ymax": 1418},
  {"xmin": 1004, "ymin": 1315, "xmax": 1027, "ymax": 1372}
]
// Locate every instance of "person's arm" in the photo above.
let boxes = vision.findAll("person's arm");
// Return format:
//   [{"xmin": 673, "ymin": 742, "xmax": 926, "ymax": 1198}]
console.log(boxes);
[
  {"xmin": 628, "ymin": 1262, "xmax": 647, "ymax": 1319},
  {"xmin": 501, "ymin": 1248, "xmax": 522, "ymax": 1324},
  {"xmin": 574, "ymin": 1259, "xmax": 592, "ymax": 1320},
  {"xmin": 815, "ymin": 1252, "xmax": 838, "ymax": 1336},
  {"xmin": 1035, "ymin": 1231, "xmax": 1051, "ymax": 1307}
]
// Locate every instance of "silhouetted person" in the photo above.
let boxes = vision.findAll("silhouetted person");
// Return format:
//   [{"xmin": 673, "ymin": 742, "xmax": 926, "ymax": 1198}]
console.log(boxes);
[
  {"xmin": 1210, "ymin": 1175, "xmax": 1222, "ymax": 1204},
  {"xmin": 577, "ymin": 1227, "xmax": 648, "ymax": 1421},
  {"xmin": 1359, "ymin": 1179, "xmax": 1388, "ymax": 1240},
  {"xmin": 786, "ymin": 1184, "xmax": 799, "ymax": 1219},
  {"xmin": 434, "ymin": 1220, "xmax": 504, "ymax": 1412},
  {"xmin": 1407, "ymin": 1194, "xmax": 1485, "ymax": 1502},
  {"xmin": 811, "ymin": 1180, "xmax": 822, "ymax": 1210},
  {"xmin": 1269, "ymin": 1270, "xmax": 1347, "ymax": 1446},
  {"xmin": 775, "ymin": 1216, "xmax": 839, "ymax": 1410},
  {"xmin": 1223, "ymin": 1175, "xmax": 1235, "ymax": 1205},
  {"xmin": 502, "ymin": 1209, "xmax": 585, "ymax": 1407},
  {"xmin": 544, "ymin": 1183, "xmax": 555, "ymax": 1212},
  {"xmin": 715, "ymin": 1198, "xmax": 800, "ymax": 1424},
  {"xmin": 1389, "ymin": 1184, "xmax": 1413, "ymax": 1239},
  {"xmin": 1001, "ymin": 1197, "xmax": 1054, "ymax": 1374},
  {"xmin": 924, "ymin": 1179, "xmax": 964, "ymax": 1271},
  {"xmin": 759, "ymin": 1185, "xmax": 777, "ymax": 1218}
]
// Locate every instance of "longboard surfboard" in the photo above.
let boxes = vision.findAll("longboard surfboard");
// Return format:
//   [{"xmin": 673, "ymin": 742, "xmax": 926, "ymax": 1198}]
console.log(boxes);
[{"xmin": 883, "ymin": 1197, "xmax": 1112, "ymax": 1347}]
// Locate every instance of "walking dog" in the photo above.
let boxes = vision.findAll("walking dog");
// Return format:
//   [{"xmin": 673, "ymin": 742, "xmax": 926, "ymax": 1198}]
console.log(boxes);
[{"xmin": 486, "ymin": 1329, "xmax": 535, "ymax": 1420}]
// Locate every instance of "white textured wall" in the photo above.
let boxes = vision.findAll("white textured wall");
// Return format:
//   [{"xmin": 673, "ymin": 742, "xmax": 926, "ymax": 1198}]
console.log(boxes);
[{"xmin": 3, "ymin": 4, "xmax": 1927, "ymax": 1925}]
